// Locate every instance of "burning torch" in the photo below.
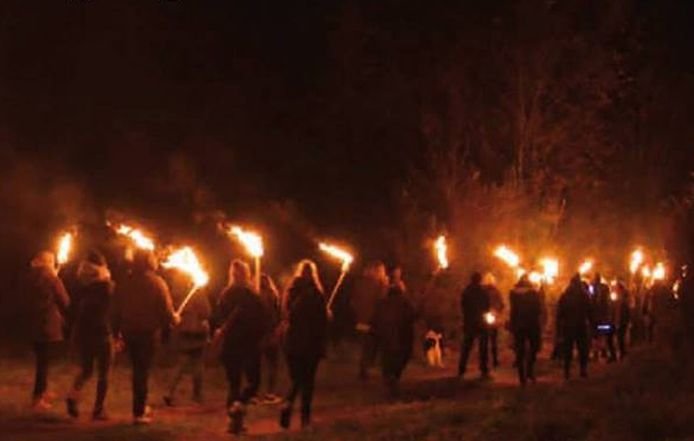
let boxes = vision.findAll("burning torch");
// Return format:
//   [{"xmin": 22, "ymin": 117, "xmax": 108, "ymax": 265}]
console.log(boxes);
[
  {"xmin": 161, "ymin": 246, "xmax": 210, "ymax": 316},
  {"xmin": 228, "ymin": 226, "xmax": 264, "ymax": 292},
  {"xmin": 319, "ymin": 242, "xmax": 354, "ymax": 312},
  {"xmin": 56, "ymin": 231, "xmax": 74, "ymax": 272},
  {"xmin": 434, "ymin": 235, "xmax": 449, "ymax": 271}
]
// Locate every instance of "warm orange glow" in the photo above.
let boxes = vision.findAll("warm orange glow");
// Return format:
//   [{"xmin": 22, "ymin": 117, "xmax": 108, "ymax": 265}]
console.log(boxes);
[
  {"xmin": 319, "ymin": 242, "xmax": 354, "ymax": 272},
  {"xmin": 434, "ymin": 235, "xmax": 449, "ymax": 270},
  {"xmin": 494, "ymin": 245, "xmax": 520, "ymax": 268},
  {"xmin": 652, "ymin": 262, "xmax": 666, "ymax": 281},
  {"xmin": 484, "ymin": 312, "xmax": 496, "ymax": 325},
  {"xmin": 228, "ymin": 226, "xmax": 264, "ymax": 258},
  {"xmin": 56, "ymin": 232, "xmax": 73, "ymax": 265},
  {"xmin": 115, "ymin": 224, "xmax": 155, "ymax": 251},
  {"xmin": 610, "ymin": 291, "xmax": 618, "ymax": 302},
  {"xmin": 161, "ymin": 247, "xmax": 209, "ymax": 288},
  {"xmin": 578, "ymin": 259, "xmax": 593, "ymax": 275},
  {"xmin": 540, "ymin": 258, "xmax": 559, "ymax": 284},
  {"xmin": 629, "ymin": 249, "xmax": 644, "ymax": 274},
  {"xmin": 641, "ymin": 265, "xmax": 652, "ymax": 279},
  {"xmin": 528, "ymin": 271, "xmax": 543, "ymax": 285}
]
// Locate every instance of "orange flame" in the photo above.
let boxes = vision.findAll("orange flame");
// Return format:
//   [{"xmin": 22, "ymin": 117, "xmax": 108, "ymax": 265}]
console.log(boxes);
[
  {"xmin": 161, "ymin": 246, "xmax": 209, "ymax": 288},
  {"xmin": 115, "ymin": 224, "xmax": 155, "ymax": 251},
  {"xmin": 578, "ymin": 259, "xmax": 593, "ymax": 276},
  {"xmin": 228, "ymin": 226, "xmax": 264, "ymax": 258},
  {"xmin": 484, "ymin": 312, "xmax": 496, "ymax": 325},
  {"xmin": 652, "ymin": 262, "xmax": 666, "ymax": 281},
  {"xmin": 540, "ymin": 258, "xmax": 559, "ymax": 284},
  {"xmin": 494, "ymin": 245, "xmax": 520, "ymax": 268},
  {"xmin": 319, "ymin": 242, "xmax": 354, "ymax": 272},
  {"xmin": 434, "ymin": 235, "xmax": 449, "ymax": 270},
  {"xmin": 528, "ymin": 271, "xmax": 543, "ymax": 285},
  {"xmin": 56, "ymin": 232, "xmax": 74, "ymax": 265},
  {"xmin": 629, "ymin": 249, "xmax": 644, "ymax": 274}
]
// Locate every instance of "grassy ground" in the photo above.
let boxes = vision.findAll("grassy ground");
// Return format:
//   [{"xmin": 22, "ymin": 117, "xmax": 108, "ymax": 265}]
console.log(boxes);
[{"xmin": 1, "ymin": 340, "xmax": 693, "ymax": 441}]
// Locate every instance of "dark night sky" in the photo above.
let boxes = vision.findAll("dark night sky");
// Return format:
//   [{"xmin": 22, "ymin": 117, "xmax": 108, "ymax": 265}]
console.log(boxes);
[{"xmin": 1, "ymin": 1, "xmax": 693, "ymax": 261}]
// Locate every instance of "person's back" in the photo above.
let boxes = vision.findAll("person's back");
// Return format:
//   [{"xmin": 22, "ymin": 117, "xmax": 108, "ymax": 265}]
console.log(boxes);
[
  {"xmin": 115, "ymin": 269, "xmax": 173, "ymax": 334},
  {"xmin": 27, "ymin": 264, "xmax": 70, "ymax": 343},
  {"xmin": 591, "ymin": 282, "xmax": 611, "ymax": 324},
  {"xmin": 461, "ymin": 282, "xmax": 490, "ymax": 332},
  {"xmin": 73, "ymin": 262, "xmax": 114, "ymax": 340},
  {"xmin": 510, "ymin": 282, "xmax": 541, "ymax": 333},
  {"xmin": 373, "ymin": 287, "xmax": 415, "ymax": 355},
  {"xmin": 558, "ymin": 282, "xmax": 591, "ymax": 331},
  {"xmin": 218, "ymin": 284, "xmax": 267, "ymax": 356},
  {"xmin": 286, "ymin": 279, "xmax": 327, "ymax": 359}
]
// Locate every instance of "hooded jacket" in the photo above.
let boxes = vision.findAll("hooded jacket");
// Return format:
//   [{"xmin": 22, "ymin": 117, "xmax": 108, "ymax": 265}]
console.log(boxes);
[
  {"xmin": 509, "ymin": 280, "xmax": 542, "ymax": 333},
  {"xmin": 73, "ymin": 260, "xmax": 114, "ymax": 340},
  {"xmin": 285, "ymin": 277, "xmax": 328, "ymax": 359},
  {"xmin": 216, "ymin": 283, "xmax": 268, "ymax": 358},
  {"xmin": 558, "ymin": 279, "xmax": 592, "ymax": 332},
  {"xmin": 113, "ymin": 267, "xmax": 175, "ymax": 335}
]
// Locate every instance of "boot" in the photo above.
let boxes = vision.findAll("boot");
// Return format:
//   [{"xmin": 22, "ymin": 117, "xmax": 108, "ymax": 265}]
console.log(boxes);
[
  {"xmin": 228, "ymin": 402, "xmax": 246, "ymax": 435},
  {"xmin": 66, "ymin": 397, "xmax": 79, "ymax": 419},
  {"xmin": 279, "ymin": 402, "xmax": 292, "ymax": 430}
]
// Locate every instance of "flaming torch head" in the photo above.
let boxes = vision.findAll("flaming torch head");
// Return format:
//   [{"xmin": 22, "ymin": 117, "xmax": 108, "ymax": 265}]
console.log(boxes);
[
  {"xmin": 629, "ymin": 249, "xmax": 644, "ymax": 274},
  {"xmin": 319, "ymin": 242, "xmax": 354, "ymax": 272},
  {"xmin": 115, "ymin": 225, "xmax": 155, "ymax": 251},
  {"xmin": 540, "ymin": 258, "xmax": 559, "ymax": 285},
  {"xmin": 161, "ymin": 247, "xmax": 209, "ymax": 288},
  {"xmin": 484, "ymin": 311, "xmax": 496, "ymax": 326},
  {"xmin": 578, "ymin": 259, "xmax": 593, "ymax": 276},
  {"xmin": 434, "ymin": 235, "xmax": 449, "ymax": 270},
  {"xmin": 652, "ymin": 262, "xmax": 666, "ymax": 282},
  {"xmin": 528, "ymin": 271, "xmax": 543, "ymax": 285},
  {"xmin": 494, "ymin": 245, "xmax": 520, "ymax": 268},
  {"xmin": 56, "ymin": 232, "xmax": 73, "ymax": 266},
  {"xmin": 229, "ymin": 226, "xmax": 264, "ymax": 258}
]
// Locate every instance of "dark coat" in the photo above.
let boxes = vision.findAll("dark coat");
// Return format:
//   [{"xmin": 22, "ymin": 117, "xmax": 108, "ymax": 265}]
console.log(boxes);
[
  {"xmin": 26, "ymin": 266, "xmax": 70, "ymax": 342},
  {"xmin": 591, "ymin": 282, "xmax": 611, "ymax": 324},
  {"xmin": 113, "ymin": 269, "xmax": 175, "ymax": 335},
  {"xmin": 372, "ymin": 287, "xmax": 415, "ymax": 358},
  {"xmin": 216, "ymin": 284, "xmax": 268, "ymax": 358},
  {"xmin": 509, "ymin": 281, "xmax": 542, "ymax": 334},
  {"xmin": 285, "ymin": 278, "xmax": 328, "ymax": 360},
  {"xmin": 461, "ymin": 282, "xmax": 490, "ymax": 333},
  {"xmin": 73, "ymin": 279, "xmax": 114, "ymax": 340},
  {"xmin": 558, "ymin": 280, "xmax": 592, "ymax": 333}
]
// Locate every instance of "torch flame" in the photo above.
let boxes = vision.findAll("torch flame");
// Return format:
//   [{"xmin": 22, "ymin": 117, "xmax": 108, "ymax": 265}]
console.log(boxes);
[
  {"xmin": 629, "ymin": 249, "xmax": 644, "ymax": 274},
  {"xmin": 319, "ymin": 242, "xmax": 354, "ymax": 272},
  {"xmin": 578, "ymin": 259, "xmax": 593, "ymax": 276},
  {"xmin": 652, "ymin": 262, "xmax": 666, "ymax": 281},
  {"xmin": 56, "ymin": 232, "xmax": 74, "ymax": 265},
  {"xmin": 115, "ymin": 224, "xmax": 155, "ymax": 251},
  {"xmin": 434, "ymin": 235, "xmax": 449, "ymax": 270},
  {"xmin": 641, "ymin": 265, "xmax": 652, "ymax": 279},
  {"xmin": 229, "ymin": 226, "xmax": 264, "ymax": 258},
  {"xmin": 494, "ymin": 245, "xmax": 520, "ymax": 268},
  {"xmin": 540, "ymin": 258, "xmax": 559, "ymax": 284},
  {"xmin": 161, "ymin": 247, "xmax": 209, "ymax": 288},
  {"xmin": 528, "ymin": 271, "xmax": 543, "ymax": 285},
  {"xmin": 610, "ymin": 291, "xmax": 618, "ymax": 302},
  {"xmin": 484, "ymin": 312, "xmax": 496, "ymax": 325}
]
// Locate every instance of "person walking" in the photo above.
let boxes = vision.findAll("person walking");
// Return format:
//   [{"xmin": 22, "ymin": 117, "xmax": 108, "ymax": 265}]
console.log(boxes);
[
  {"xmin": 259, "ymin": 274, "xmax": 282, "ymax": 404},
  {"xmin": 66, "ymin": 250, "xmax": 114, "ymax": 420},
  {"xmin": 26, "ymin": 251, "xmax": 70, "ymax": 410},
  {"xmin": 113, "ymin": 250, "xmax": 179, "ymax": 425},
  {"xmin": 482, "ymin": 273, "xmax": 504, "ymax": 368},
  {"xmin": 458, "ymin": 272, "xmax": 491, "ymax": 379},
  {"xmin": 215, "ymin": 260, "xmax": 268, "ymax": 434},
  {"xmin": 558, "ymin": 274, "xmax": 592, "ymax": 379},
  {"xmin": 279, "ymin": 260, "xmax": 328, "ymax": 429},
  {"xmin": 509, "ymin": 275, "xmax": 542, "ymax": 385}
]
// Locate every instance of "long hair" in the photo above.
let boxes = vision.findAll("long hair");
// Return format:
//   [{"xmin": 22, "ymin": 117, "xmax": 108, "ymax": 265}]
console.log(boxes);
[
  {"xmin": 227, "ymin": 259, "xmax": 252, "ymax": 288},
  {"xmin": 292, "ymin": 259, "xmax": 324, "ymax": 295}
]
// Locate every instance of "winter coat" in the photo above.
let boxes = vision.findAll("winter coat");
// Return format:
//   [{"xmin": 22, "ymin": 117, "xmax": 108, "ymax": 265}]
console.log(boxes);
[
  {"xmin": 460, "ymin": 282, "xmax": 490, "ymax": 333},
  {"xmin": 215, "ymin": 284, "xmax": 268, "ymax": 358},
  {"xmin": 485, "ymin": 284, "xmax": 505, "ymax": 329},
  {"xmin": 557, "ymin": 280, "xmax": 592, "ymax": 333},
  {"xmin": 259, "ymin": 284, "xmax": 281, "ymax": 331},
  {"xmin": 609, "ymin": 290, "xmax": 631, "ymax": 328},
  {"xmin": 509, "ymin": 281, "xmax": 542, "ymax": 334},
  {"xmin": 372, "ymin": 286, "xmax": 415, "ymax": 358},
  {"xmin": 113, "ymin": 269, "xmax": 176, "ymax": 335},
  {"xmin": 591, "ymin": 282, "xmax": 611, "ymax": 324},
  {"xmin": 351, "ymin": 275, "xmax": 388, "ymax": 326},
  {"xmin": 176, "ymin": 292, "xmax": 211, "ymax": 351},
  {"xmin": 26, "ymin": 266, "xmax": 70, "ymax": 342},
  {"xmin": 72, "ymin": 261, "xmax": 114, "ymax": 341},
  {"xmin": 285, "ymin": 278, "xmax": 328, "ymax": 360}
]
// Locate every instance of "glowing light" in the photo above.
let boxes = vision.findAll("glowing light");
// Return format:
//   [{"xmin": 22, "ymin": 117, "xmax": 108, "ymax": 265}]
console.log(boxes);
[
  {"xmin": 161, "ymin": 246, "xmax": 209, "ymax": 288},
  {"xmin": 610, "ymin": 292, "xmax": 618, "ymax": 302},
  {"xmin": 540, "ymin": 258, "xmax": 559, "ymax": 284},
  {"xmin": 228, "ymin": 226, "xmax": 264, "ymax": 258},
  {"xmin": 319, "ymin": 242, "xmax": 354, "ymax": 272},
  {"xmin": 494, "ymin": 245, "xmax": 520, "ymax": 268},
  {"xmin": 652, "ymin": 262, "xmax": 666, "ymax": 281},
  {"xmin": 641, "ymin": 266, "xmax": 652, "ymax": 279},
  {"xmin": 528, "ymin": 271, "xmax": 543, "ymax": 285},
  {"xmin": 115, "ymin": 224, "xmax": 155, "ymax": 251},
  {"xmin": 578, "ymin": 259, "xmax": 593, "ymax": 276},
  {"xmin": 484, "ymin": 312, "xmax": 496, "ymax": 325},
  {"xmin": 434, "ymin": 235, "xmax": 449, "ymax": 270},
  {"xmin": 629, "ymin": 249, "xmax": 644, "ymax": 274},
  {"xmin": 56, "ymin": 232, "xmax": 74, "ymax": 265}
]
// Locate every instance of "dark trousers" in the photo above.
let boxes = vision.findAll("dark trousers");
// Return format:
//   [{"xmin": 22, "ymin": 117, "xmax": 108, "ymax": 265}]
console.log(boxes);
[
  {"xmin": 617, "ymin": 325, "xmax": 628, "ymax": 358},
  {"xmin": 124, "ymin": 332, "xmax": 156, "ymax": 417},
  {"xmin": 563, "ymin": 329, "xmax": 588, "ymax": 377},
  {"xmin": 263, "ymin": 343, "xmax": 280, "ymax": 394},
  {"xmin": 513, "ymin": 328, "xmax": 540, "ymax": 384},
  {"xmin": 286, "ymin": 354, "xmax": 320, "ymax": 422},
  {"xmin": 358, "ymin": 330, "xmax": 377, "ymax": 379},
  {"xmin": 33, "ymin": 341, "xmax": 57, "ymax": 400},
  {"xmin": 489, "ymin": 328, "xmax": 499, "ymax": 366},
  {"xmin": 222, "ymin": 350, "xmax": 261, "ymax": 407},
  {"xmin": 168, "ymin": 347, "xmax": 204, "ymax": 401},
  {"xmin": 603, "ymin": 333, "xmax": 617, "ymax": 361},
  {"xmin": 459, "ymin": 328, "xmax": 489, "ymax": 376},
  {"xmin": 71, "ymin": 336, "xmax": 113, "ymax": 413}
]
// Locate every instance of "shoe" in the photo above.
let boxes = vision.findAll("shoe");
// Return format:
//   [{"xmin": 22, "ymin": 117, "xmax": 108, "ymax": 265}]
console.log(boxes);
[
  {"xmin": 279, "ymin": 404, "xmax": 292, "ymax": 430},
  {"xmin": 228, "ymin": 402, "xmax": 246, "ymax": 435},
  {"xmin": 163, "ymin": 395, "xmax": 174, "ymax": 407},
  {"xmin": 32, "ymin": 398, "xmax": 52, "ymax": 411},
  {"xmin": 263, "ymin": 393, "xmax": 283, "ymax": 405},
  {"xmin": 66, "ymin": 398, "xmax": 79, "ymax": 418},
  {"xmin": 133, "ymin": 415, "xmax": 153, "ymax": 425},
  {"xmin": 92, "ymin": 410, "xmax": 110, "ymax": 421},
  {"xmin": 144, "ymin": 405, "xmax": 153, "ymax": 417}
]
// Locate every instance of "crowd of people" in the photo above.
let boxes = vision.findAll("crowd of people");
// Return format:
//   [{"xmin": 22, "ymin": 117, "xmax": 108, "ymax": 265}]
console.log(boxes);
[{"xmin": 22, "ymin": 247, "xmax": 690, "ymax": 434}]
